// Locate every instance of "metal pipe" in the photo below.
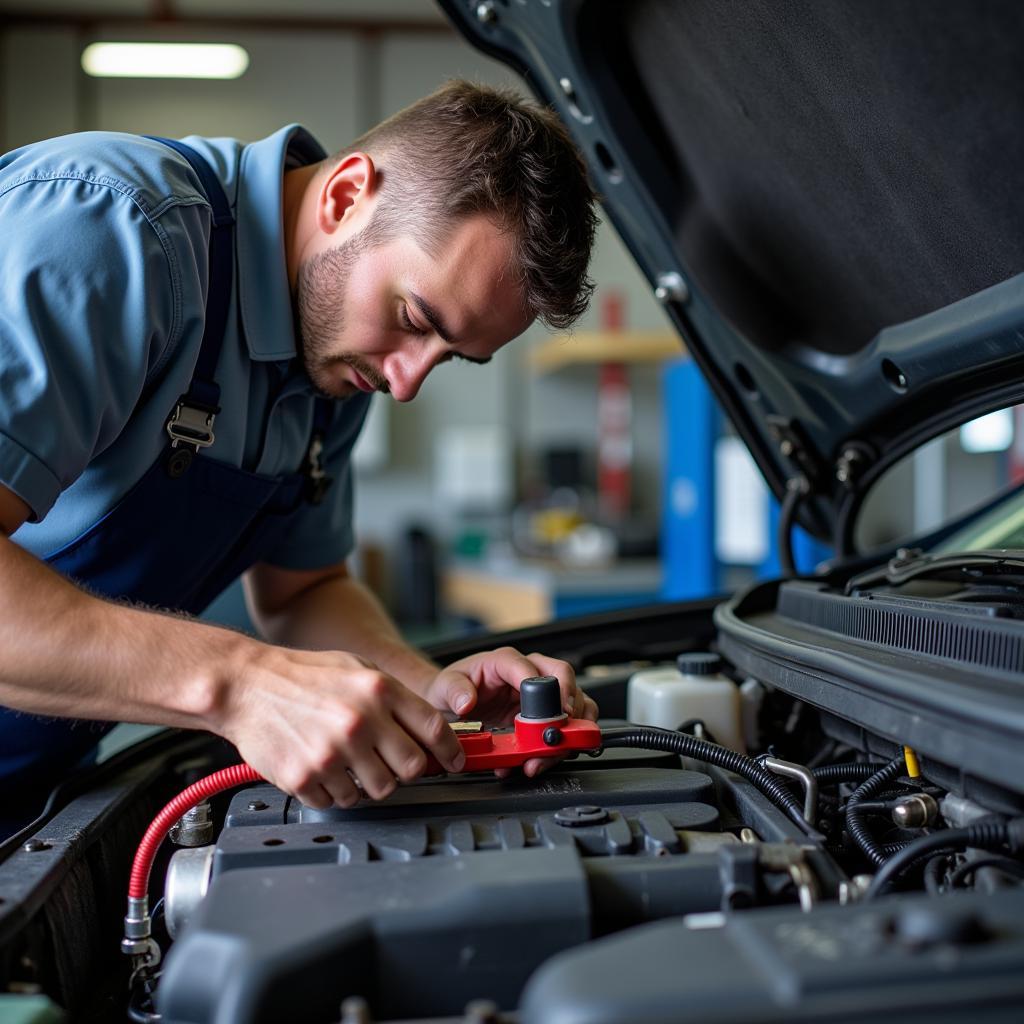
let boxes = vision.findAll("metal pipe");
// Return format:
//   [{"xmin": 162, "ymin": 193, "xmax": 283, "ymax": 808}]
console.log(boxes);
[{"xmin": 761, "ymin": 756, "xmax": 819, "ymax": 824}]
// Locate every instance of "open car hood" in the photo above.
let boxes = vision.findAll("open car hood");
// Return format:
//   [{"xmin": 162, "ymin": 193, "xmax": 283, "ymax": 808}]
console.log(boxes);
[{"xmin": 440, "ymin": 0, "xmax": 1024, "ymax": 553}]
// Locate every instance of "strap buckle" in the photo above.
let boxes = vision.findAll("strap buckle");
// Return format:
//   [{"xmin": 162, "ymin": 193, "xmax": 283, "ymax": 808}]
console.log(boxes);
[
  {"xmin": 304, "ymin": 433, "xmax": 334, "ymax": 505},
  {"xmin": 166, "ymin": 399, "xmax": 217, "ymax": 452}
]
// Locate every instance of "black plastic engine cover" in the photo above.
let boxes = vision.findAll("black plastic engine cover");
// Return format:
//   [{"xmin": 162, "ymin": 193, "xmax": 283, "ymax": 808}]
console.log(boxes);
[
  {"xmin": 157, "ymin": 766, "xmax": 752, "ymax": 1022},
  {"xmin": 520, "ymin": 889, "xmax": 1024, "ymax": 1024}
]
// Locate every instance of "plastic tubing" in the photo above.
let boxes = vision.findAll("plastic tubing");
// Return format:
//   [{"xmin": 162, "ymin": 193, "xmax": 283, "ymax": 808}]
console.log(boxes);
[
  {"xmin": 843, "ymin": 756, "xmax": 905, "ymax": 867},
  {"xmin": 600, "ymin": 725, "xmax": 816, "ymax": 836},
  {"xmin": 812, "ymin": 762, "xmax": 887, "ymax": 785},
  {"xmin": 128, "ymin": 763, "xmax": 262, "ymax": 900},
  {"xmin": 864, "ymin": 820, "xmax": 1023, "ymax": 899}
]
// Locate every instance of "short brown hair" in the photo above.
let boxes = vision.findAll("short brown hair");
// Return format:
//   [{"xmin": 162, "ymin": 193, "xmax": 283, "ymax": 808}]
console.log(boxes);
[{"xmin": 330, "ymin": 79, "xmax": 597, "ymax": 331}]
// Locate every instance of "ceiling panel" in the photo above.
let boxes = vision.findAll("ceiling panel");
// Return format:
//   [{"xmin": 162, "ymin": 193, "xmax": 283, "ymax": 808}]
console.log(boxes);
[{"xmin": 0, "ymin": 0, "xmax": 445, "ymax": 21}]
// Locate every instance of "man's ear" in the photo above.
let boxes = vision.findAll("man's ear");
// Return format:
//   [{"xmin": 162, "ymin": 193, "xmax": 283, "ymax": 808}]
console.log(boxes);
[{"xmin": 317, "ymin": 152, "xmax": 376, "ymax": 235}]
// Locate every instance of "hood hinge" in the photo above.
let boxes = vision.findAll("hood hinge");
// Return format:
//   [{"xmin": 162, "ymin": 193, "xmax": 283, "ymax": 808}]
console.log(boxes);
[
  {"xmin": 835, "ymin": 441, "xmax": 876, "ymax": 492},
  {"xmin": 766, "ymin": 415, "xmax": 826, "ymax": 492}
]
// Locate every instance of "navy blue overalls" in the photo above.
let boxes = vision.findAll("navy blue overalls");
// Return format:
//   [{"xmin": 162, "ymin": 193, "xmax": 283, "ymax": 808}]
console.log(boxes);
[{"xmin": 0, "ymin": 139, "xmax": 332, "ymax": 834}]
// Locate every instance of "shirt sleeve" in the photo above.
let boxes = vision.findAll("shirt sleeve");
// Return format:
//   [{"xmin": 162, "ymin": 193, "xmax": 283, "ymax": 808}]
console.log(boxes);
[
  {"xmin": 259, "ymin": 392, "xmax": 374, "ymax": 570},
  {"xmin": 0, "ymin": 175, "xmax": 184, "ymax": 521}
]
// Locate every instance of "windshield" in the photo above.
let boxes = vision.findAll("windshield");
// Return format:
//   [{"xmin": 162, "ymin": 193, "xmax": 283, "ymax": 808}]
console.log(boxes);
[{"xmin": 932, "ymin": 486, "xmax": 1024, "ymax": 555}]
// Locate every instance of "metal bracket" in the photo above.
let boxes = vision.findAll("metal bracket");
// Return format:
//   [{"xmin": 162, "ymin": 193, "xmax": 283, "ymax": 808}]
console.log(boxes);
[
  {"xmin": 166, "ymin": 399, "xmax": 217, "ymax": 452},
  {"xmin": 303, "ymin": 432, "xmax": 334, "ymax": 505},
  {"xmin": 766, "ymin": 415, "xmax": 825, "ymax": 489},
  {"xmin": 753, "ymin": 842, "xmax": 820, "ymax": 913},
  {"xmin": 835, "ymin": 440, "xmax": 876, "ymax": 491}
]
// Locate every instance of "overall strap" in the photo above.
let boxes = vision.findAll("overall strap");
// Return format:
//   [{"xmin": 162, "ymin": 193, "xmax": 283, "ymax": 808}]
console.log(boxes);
[
  {"xmin": 304, "ymin": 398, "xmax": 336, "ymax": 505},
  {"xmin": 145, "ymin": 135, "xmax": 235, "ymax": 454}
]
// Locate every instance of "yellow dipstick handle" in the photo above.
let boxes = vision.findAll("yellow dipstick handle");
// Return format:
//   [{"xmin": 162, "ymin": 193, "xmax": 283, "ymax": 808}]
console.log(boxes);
[{"xmin": 903, "ymin": 745, "xmax": 921, "ymax": 778}]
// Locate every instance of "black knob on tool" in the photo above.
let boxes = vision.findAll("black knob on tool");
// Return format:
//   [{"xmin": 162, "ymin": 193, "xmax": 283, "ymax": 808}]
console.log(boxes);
[{"xmin": 520, "ymin": 676, "xmax": 563, "ymax": 720}]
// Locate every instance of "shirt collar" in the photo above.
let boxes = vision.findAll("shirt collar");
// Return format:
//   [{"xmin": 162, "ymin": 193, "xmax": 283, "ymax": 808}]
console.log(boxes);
[{"xmin": 236, "ymin": 124, "xmax": 327, "ymax": 361}]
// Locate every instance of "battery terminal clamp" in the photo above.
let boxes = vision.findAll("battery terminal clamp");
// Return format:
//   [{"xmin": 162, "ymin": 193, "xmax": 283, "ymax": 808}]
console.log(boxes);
[{"xmin": 427, "ymin": 675, "xmax": 602, "ymax": 773}]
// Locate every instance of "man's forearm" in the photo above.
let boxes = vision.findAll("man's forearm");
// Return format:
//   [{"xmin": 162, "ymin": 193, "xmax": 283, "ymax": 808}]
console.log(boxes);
[
  {"xmin": 0, "ymin": 534, "xmax": 468, "ymax": 805},
  {"xmin": 0, "ymin": 533, "xmax": 246, "ymax": 728},
  {"xmin": 245, "ymin": 571, "xmax": 439, "ymax": 694}
]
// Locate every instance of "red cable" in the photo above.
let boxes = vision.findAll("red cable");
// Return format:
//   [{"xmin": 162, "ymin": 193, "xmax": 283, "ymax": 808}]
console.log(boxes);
[{"xmin": 128, "ymin": 763, "xmax": 262, "ymax": 900}]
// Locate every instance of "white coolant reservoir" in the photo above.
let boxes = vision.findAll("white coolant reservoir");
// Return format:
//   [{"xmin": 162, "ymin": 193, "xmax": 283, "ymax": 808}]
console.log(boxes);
[{"xmin": 627, "ymin": 652, "xmax": 745, "ymax": 752}]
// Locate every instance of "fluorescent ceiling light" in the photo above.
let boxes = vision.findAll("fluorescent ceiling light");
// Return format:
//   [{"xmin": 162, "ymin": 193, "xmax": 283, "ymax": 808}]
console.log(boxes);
[{"xmin": 81, "ymin": 43, "xmax": 249, "ymax": 79}]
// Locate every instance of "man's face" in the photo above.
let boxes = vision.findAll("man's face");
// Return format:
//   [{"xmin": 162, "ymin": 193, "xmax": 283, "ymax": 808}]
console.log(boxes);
[{"xmin": 295, "ymin": 212, "xmax": 532, "ymax": 402}]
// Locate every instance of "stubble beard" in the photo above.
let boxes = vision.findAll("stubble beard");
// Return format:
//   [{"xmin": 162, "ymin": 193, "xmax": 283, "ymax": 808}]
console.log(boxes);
[{"xmin": 295, "ymin": 232, "xmax": 391, "ymax": 398}]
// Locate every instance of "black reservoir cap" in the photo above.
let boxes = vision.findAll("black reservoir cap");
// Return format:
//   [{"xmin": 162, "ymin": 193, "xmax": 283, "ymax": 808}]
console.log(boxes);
[
  {"xmin": 675, "ymin": 652, "xmax": 724, "ymax": 676},
  {"xmin": 520, "ymin": 676, "xmax": 563, "ymax": 720}
]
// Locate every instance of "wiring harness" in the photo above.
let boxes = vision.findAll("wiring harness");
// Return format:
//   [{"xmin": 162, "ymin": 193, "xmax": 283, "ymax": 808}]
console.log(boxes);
[
  {"xmin": 866, "ymin": 817, "xmax": 1024, "ymax": 899},
  {"xmin": 600, "ymin": 725, "xmax": 816, "ymax": 836}
]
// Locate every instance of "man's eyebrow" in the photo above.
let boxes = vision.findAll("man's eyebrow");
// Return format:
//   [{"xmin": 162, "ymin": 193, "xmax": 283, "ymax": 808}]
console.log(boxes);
[
  {"xmin": 409, "ymin": 292, "xmax": 455, "ymax": 344},
  {"xmin": 409, "ymin": 291, "xmax": 491, "ymax": 364}
]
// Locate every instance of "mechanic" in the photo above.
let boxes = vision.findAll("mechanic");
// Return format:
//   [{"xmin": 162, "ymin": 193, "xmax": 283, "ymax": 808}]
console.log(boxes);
[{"xmin": 0, "ymin": 80, "xmax": 599, "ymax": 837}]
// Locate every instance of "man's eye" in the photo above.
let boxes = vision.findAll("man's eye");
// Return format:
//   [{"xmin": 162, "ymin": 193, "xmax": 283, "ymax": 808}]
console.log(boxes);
[{"xmin": 400, "ymin": 304, "xmax": 427, "ymax": 335}]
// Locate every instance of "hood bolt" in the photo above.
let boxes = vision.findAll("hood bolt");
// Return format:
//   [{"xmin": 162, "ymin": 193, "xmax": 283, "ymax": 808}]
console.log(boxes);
[{"xmin": 654, "ymin": 272, "xmax": 689, "ymax": 305}]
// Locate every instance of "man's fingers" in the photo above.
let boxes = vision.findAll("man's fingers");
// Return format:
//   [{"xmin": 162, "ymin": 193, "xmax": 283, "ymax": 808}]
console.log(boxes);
[
  {"xmin": 394, "ymin": 691, "xmax": 465, "ymax": 772},
  {"xmin": 582, "ymin": 695, "xmax": 600, "ymax": 721},
  {"xmin": 485, "ymin": 647, "xmax": 552, "ymax": 691},
  {"xmin": 350, "ymin": 749, "xmax": 399, "ymax": 801},
  {"xmin": 433, "ymin": 670, "xmax": 477, "ymax": 717},
  {"xmin": 376, "ymin": 730, "xmax": 430, "ymax": 783},
  {"xmin": 526, "ymin": 652, "xmax": 580, "ymax": 714},
  {"xmin": 294, "ymin": 780, "xmax": 334, "ymax": 811},
  {"xmin": 523, "ymin": 756, "xmax": 559, "ymax": 778},
  {"xmin": 321, "ymin": 772, "xmax": 361, "ymax": 809}
]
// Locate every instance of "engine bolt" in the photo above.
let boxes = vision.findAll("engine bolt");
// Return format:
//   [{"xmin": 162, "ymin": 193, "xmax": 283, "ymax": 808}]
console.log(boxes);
[
  {"xmin": 654, "ymin": 271, "xmax": 689, "ymax": 305},
  {"xmin": 554, "ymin": 804, "xmax": 609, "ymax": 828}
]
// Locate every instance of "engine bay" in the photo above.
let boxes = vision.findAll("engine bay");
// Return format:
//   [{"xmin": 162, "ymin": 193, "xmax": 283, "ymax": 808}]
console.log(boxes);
[{"xmin": 3, "ymin": 588, "xmax": 1024, "ymax": 1023}]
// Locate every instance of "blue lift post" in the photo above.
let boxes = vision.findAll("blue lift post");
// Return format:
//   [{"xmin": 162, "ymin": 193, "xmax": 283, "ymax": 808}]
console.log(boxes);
[
  {"xmin": 661, "ymin": 359, "xmax": 720, "ymax": 599},
  {"xmin": 661, "ymin": 360, "xmax": 831, "ymax": 598}
]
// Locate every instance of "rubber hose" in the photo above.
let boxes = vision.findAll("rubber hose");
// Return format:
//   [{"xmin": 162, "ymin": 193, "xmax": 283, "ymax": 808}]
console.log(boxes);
[
  {"xmin": 778, "ymin": 488, "xmax": 798, "ymax": 577},
  {"xmin": 600, "ymin": 725, "xmax": 814, "ymax": 836},
  {"xmin": 923, "ymin": 854, "xmax": 949, "ymax": 895},
  {"xmin": 129, "ymin": 763, "xmax": 262, "ymax": 900},
  {"xmin": 844, "ymin": 757, "xmax": 905, "ymax": 867},
  {"xmin": 812, "ymin": 762, "xmax": 888, "ymax": 784},
  {"xmin": 865, "ymin": 819, "xmax": 1024, "ymax": 899},
  {"xmin": 827, "ymin": 840, "xmax": 911, "ymax": 860},
  {"xmin": 948, "ymin": 855, "xmax": 1024, "ymax": 889}
]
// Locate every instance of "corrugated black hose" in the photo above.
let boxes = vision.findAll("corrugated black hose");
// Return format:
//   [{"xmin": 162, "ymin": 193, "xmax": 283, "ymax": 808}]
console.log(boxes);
[
  {"xmin": 844, "ymin": 756, "xmax": 906, "ymax": 866},
  {"xmin": 812, "ymin": 762, "xmax": 887, "ymax": 785},
  {"xmin": 865, "ymin": 818, "xmax": 1024, "ymax": 899},
  {"xmin": 599, "ymin": 725, "xmax": 816, "ymax": 836}
]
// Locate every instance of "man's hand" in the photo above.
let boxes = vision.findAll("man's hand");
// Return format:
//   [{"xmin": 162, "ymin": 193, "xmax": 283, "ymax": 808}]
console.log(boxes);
[
  {"xmin": 215, "ymin": 645, "xmax": 466, "ymax": 810},
  {"xmin": 419, "ymin": 647, "xmax": 599, "ymax": 777}
]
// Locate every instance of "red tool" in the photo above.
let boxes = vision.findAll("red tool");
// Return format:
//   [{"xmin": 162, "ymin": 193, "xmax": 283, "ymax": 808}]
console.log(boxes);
[{"xmin": 424, "ymin": 675, "xmax": 602, "ymax": 773}]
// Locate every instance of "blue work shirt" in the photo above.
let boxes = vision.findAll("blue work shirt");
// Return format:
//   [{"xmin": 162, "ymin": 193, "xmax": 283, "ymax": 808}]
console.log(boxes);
[{"xmin": 0, "ymin": 126, "xmax": 371, "ymax": 572}]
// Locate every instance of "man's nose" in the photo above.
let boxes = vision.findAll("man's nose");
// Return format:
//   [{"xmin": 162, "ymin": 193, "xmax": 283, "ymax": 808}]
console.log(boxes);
[{"xmin": 384, "ymin": 341, "xmax": 445, "ymax": 403}]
